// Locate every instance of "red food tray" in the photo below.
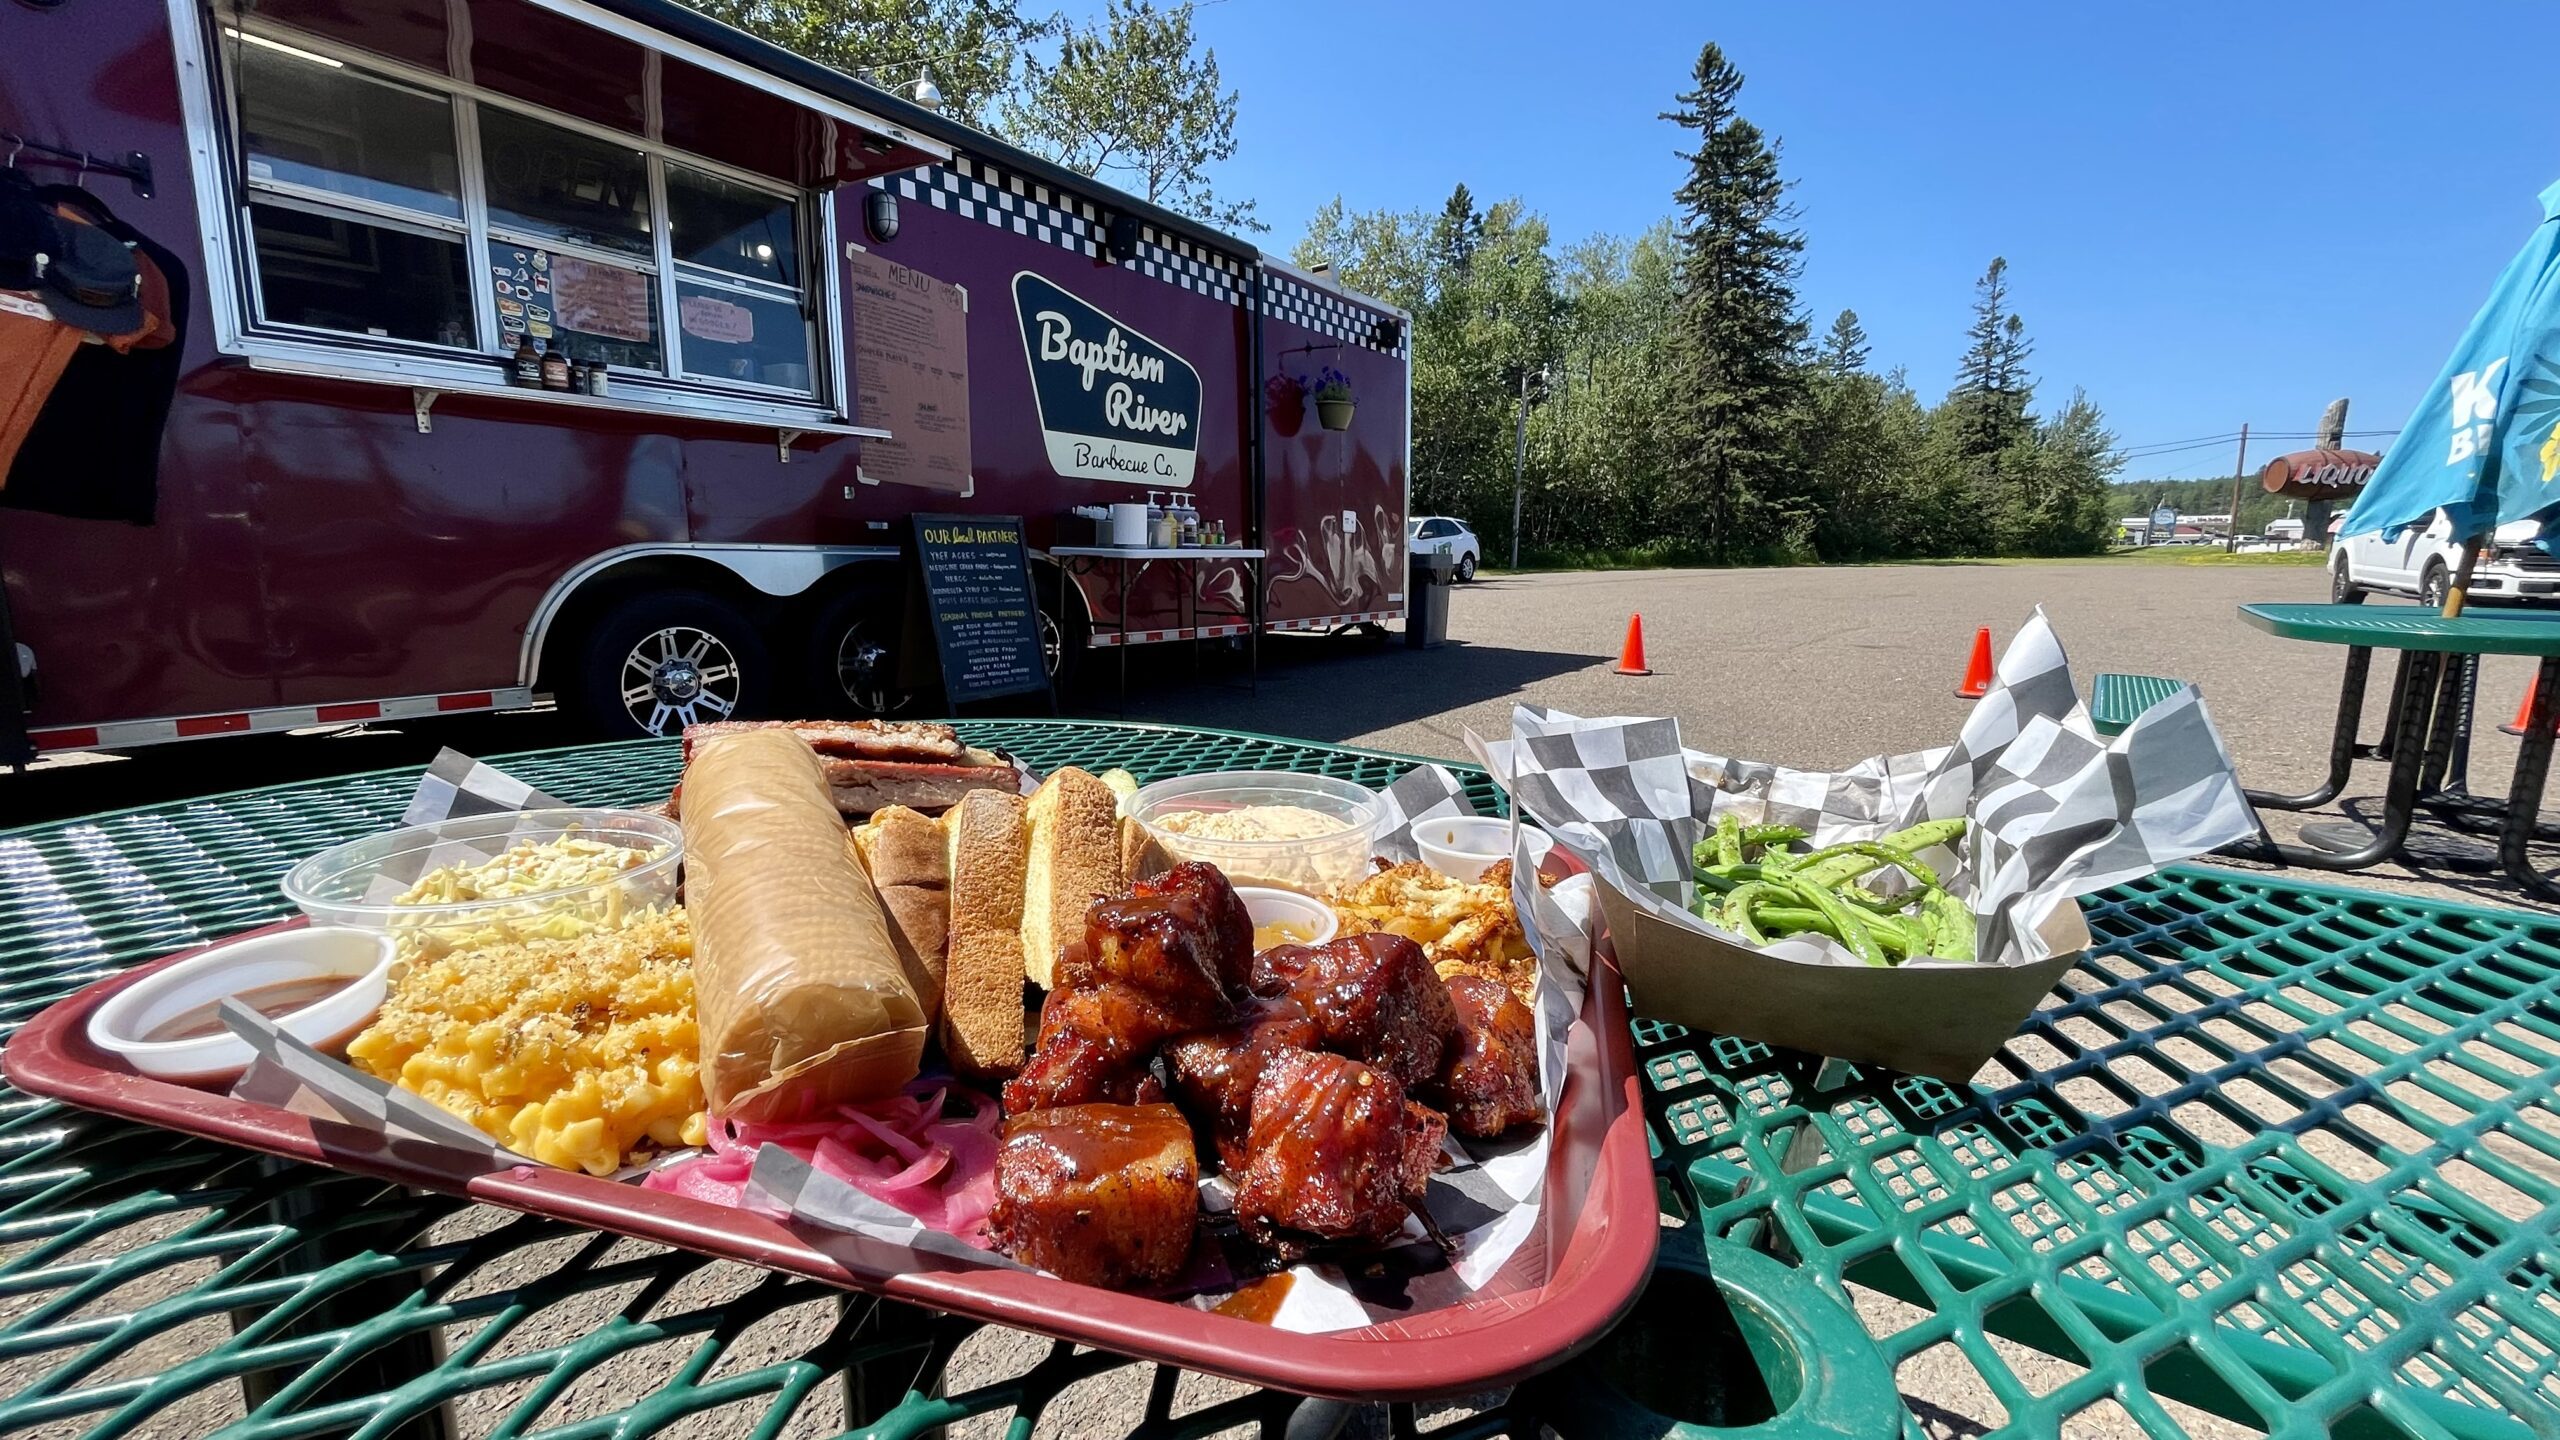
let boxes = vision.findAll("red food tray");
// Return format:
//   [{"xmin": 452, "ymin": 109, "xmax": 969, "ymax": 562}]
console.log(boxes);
[{"xmin": 1, "ymin": 919, "xmax": 1655, "ymax": 1401}]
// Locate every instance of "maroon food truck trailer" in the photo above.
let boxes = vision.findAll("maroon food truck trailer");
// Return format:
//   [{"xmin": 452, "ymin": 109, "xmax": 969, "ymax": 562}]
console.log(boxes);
[{"xmin": 0, "ymin": 0, "xmax": 1410, "ymax": 753}]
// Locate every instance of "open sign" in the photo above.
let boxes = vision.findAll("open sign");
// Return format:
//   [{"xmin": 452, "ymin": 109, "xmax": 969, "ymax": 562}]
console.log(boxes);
[{"xmin": 2261, "ymin": 448, "xmax": 2383, "ymax": 498}]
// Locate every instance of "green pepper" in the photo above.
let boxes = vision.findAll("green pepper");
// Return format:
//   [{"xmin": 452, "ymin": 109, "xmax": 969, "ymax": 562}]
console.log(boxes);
[
  {"xmin": 1712, "ymin": 812, "xmax": 1746, "ymax": 870},
  {"xmin": 1794, "ymin": 841, "xmax": 1940, "ymax": 891},
  {"xmin": 1738, "ymin": 823, "xmax": 1808, "ymax": 858},
  {"xmin": 1878, "ymin": 817, "xmax": 1968, "ymax": 856},
  {"xmin": 1720, "ymin": 880, "xmax": 1779, "ymax": 943},
  {"xmin": 1914, "ymin": 887, "xmax": 1977, "ymax": 963},
  {"xmin": 1771, "ymin": 875, "xmax": 1889, "ymax": 967}
]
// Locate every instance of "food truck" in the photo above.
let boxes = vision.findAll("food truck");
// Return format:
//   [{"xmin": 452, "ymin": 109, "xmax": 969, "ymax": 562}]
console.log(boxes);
[{"xmin": 0, "ymin": 0, "xmax": 1410, "ymax": 750}]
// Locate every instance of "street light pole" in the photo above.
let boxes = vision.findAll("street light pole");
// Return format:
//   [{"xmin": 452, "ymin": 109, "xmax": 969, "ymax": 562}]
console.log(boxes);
[{"xmin": 1509, "ymin": 365, "xmax": 1530, "ymax": 570}]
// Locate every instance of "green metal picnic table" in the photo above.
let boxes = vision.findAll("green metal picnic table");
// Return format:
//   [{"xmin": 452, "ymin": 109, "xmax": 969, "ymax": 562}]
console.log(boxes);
[
  {"xmin": 2236, "ymin": 602, "xmax": 2560, "ymax": 900},
  {"xmin": 0, "ymin": 719, "xmax": 2554, "ymax": 1439}
]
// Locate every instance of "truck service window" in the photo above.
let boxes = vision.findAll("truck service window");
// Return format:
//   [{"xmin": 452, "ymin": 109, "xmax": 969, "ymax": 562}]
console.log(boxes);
[
  {"xmin": 477, "ymin": 109, "xmax": 653, "ymax": 260},
  {"xmin": 231, "ymin": 33, "xmax": 475, "ymax": 346},
  {"xmin": 218, "ymin": 22, "xmax": 833, "ymax": 407},
  {"xmin": 667, "ymin": 165, "xmax": 813, "ymax": 396}
]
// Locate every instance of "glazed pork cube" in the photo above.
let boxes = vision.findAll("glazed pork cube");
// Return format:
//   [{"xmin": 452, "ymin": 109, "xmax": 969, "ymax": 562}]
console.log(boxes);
[
  {"xmin": 1430, "ymin": 974, "xmax": 1543, "ymax": 1138},
  {"xmin": 1250, "ymin": 932, "xmax": 1459, "ymax": 1087},
  {"xmin": 1234, "ymin": 1049, "xmax": 1445, "ymax": 1251},
  {"xmin": 990, "ymin": 1103, "xmax": 1199, "ymax": 1288}
]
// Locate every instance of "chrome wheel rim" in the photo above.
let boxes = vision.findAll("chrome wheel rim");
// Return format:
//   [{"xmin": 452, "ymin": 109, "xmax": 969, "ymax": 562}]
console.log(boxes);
[
  {"xmin": 620, "ymin": 625, "xmax": 741, "ymax": 734},
  {"xmin": 1037, "ymin": 607, "xmax": 1064, "ymax": 678},
  {"xmin": 833, "ymin": 620, "xmax": 907, "ymax": 714}
]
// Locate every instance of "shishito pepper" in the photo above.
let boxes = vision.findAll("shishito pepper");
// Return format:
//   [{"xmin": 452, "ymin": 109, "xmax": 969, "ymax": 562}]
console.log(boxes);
[{"xmin": 1690, "ymin": 815, "xmax": 1975, "ymax": 968}]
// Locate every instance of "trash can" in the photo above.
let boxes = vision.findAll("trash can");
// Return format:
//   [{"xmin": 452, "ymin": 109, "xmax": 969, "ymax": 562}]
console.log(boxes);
[{"xmin": 1407, "ymin": 552, "xmax": 1455, "ymax": 649}]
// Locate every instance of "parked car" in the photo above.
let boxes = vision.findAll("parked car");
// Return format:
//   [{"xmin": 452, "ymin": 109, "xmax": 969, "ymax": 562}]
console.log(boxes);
[
  {"xmin": 2330, "ymin": 510, "xmax": 2557, "ymax": 606},
  {"xmin": 1408, "ymin": 516, "xmax": 1483, "ymax": 580}
]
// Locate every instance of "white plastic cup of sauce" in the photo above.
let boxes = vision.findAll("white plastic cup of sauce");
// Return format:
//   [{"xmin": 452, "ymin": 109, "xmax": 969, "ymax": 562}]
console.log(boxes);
[
  {"xmin": 88, "ymin": 926, "xmax": 395, "ymax": 1085},
  {"xmin": 1416, "ymin": 816, "xmax": 1542, "ymax": 883},
  {"xmin": 1233, "ymin": 885, "xmax": 1340, "ymax": 951}
]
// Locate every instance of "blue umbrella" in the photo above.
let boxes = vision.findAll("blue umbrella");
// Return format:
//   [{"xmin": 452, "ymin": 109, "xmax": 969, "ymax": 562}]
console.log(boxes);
[{"xmin": 2342, "ymin": 179, "xmax": 2560, "ymax": 610}]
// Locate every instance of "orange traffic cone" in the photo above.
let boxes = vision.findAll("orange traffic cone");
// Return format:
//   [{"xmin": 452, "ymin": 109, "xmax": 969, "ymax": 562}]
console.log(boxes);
[
  {"xmin": 1955, "ymin": 627, "xmax": 1995, "ymax": 699},
  {"xmin": 1615, "ymin": 614, "xmax": 1652, "ymax": 676},
  {"xmin": 2501, "ymin": 673, "xmax": 2542, "ymax": 737}
]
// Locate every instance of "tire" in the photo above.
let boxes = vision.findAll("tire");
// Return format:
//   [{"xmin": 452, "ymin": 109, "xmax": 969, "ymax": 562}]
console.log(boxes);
[
  {"xmin": 1455, "ymin": 551, "xmax": 1477, "ymax": 582},
  {"xmin": 2330, "ymin": 560, "xmax": 2365, "ymax": 605},
  {"xmin": 2419, "ymin": 561, "xmax": 2450, "ymax": 610},
  {"xmin": 1034, "ymin": 567, "xmax": 1086, "ymax": 694},
  {"xmin": 572, "ymin": 590, "xmax": 771, "ymax": 739},
  {"xmin": 803, "ymin": 584, "xmax": 915, "ymax": 717}
]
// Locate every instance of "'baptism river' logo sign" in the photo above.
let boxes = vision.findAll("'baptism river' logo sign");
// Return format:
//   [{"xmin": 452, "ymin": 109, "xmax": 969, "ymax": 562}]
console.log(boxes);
[{"xmin": 1012, "ymin": 272, "xmax": 1201, "ymax": 487}]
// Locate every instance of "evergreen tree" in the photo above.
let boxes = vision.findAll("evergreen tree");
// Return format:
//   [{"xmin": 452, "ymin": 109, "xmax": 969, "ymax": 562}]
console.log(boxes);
[
  {"xmin": 1947, "ymin": 256, "xmax": 2036, "ymax": 457},
  {"xmin": 1431, "ymin": 184, "xmax": 1484, "ymax": 285},
  {"xmin": 1815, "ymin": 308, "xmax": 1869, "ymax": 378},
  {"xmin": 1661, "ymin": 42, "xmax": 1808, "ymax": 562}
]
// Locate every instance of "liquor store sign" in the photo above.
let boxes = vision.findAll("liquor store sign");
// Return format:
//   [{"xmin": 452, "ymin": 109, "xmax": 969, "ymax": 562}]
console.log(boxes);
[{"xmin": 1013, "ymin": 272, "xmax": 1201, "ymax": 487}]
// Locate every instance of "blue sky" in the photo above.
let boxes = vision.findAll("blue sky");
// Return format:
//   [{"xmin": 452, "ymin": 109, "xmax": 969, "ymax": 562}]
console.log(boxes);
[{"xmin": 1069, "ymin": 1, "xmax": 2560, "ymax": 478}]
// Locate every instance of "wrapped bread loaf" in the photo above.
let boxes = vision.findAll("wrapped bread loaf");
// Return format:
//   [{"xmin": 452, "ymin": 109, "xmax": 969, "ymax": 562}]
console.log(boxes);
[{"xmin": 683, "ymin": 729, "xmax": 928, "ymax": 1120}]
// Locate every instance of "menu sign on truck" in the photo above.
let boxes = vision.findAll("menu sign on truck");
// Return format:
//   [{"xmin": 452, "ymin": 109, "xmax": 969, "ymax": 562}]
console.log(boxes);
[
  {"xmin": 1013, "ymin": 271, "xmax": 1200, "ymax": 487},
  {"xmin": 910, "ymin": 515, "xmax": 1049, "ymax": 704},
  {"xmin": 848, "ymin": 248, "xmax": 974, "ymax": 494}
]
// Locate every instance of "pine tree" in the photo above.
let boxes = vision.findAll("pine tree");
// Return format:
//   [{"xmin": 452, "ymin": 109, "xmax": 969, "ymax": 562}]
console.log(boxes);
[
  {"xmin": 1948, "ymin": 257, "xmax": 2035, "ymax": 457},
  {"xmin": 1432, "ymin": 183, "xmax": 1483, "ymax": 282},
  {"xmin": 1815, "ymin": 308, "xmax": 1869, "ymax": 378},
  {"xmin": 1661, "ymin": 42, "xmax": 1808, "ymax": 562}
]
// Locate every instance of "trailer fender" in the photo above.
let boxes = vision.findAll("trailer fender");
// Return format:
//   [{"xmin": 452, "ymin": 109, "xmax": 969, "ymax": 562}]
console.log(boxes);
[{"xmin": 520, "ymin": 543, "xmax": 898, "ymax": 690}]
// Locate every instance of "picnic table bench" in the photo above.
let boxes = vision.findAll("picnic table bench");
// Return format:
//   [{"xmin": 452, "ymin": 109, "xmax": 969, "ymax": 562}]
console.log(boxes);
[{"xmin": 1, "ymin": 720, "xmax": 2554, "ymax": 1437}]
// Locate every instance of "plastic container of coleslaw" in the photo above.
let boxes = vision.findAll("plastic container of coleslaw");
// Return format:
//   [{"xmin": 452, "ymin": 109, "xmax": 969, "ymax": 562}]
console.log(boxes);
[
  {"xmin": 1130, "ymin": 771, "xmax": 1382, "ymax": 895},
  {"xmin": 282, "ymin": 808, "xmax": 681, "ymax": 960}
]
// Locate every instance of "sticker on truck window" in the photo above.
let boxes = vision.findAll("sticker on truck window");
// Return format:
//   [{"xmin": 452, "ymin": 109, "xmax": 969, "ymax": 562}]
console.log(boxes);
[{"xmin": 1012, "ymin": 271, "xmax": 1201, "ymax": 488}]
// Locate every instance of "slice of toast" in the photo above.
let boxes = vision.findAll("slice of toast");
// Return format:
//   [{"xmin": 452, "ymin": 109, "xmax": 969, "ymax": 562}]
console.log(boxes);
[
  {"xmin": 852, "ymin": 805, "xmax": 950, "ymax": 1018},
  {"xmin": 1021, "ymin": 767, "xmax": 1124, "ymax": 989},
  {"xmin": 941, "ymin": 789, "xmax": 1030, "ymax": 1077}
]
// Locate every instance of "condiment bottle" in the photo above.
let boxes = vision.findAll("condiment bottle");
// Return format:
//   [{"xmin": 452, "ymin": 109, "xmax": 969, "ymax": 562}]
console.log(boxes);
[
  {"xmin": 540, "ymin": 336, "xmax": 571, "ymax": 391},
  {"xmin": 511, "ymin": 332, "xmax": 541, "ymax": 387},
  {"xmin": 568, "ymin": 356, "xmax": 590, "ymax": 395},
  {"xmin": 586, "ymin": 360, "xmax": 610, "ymax": 398}
]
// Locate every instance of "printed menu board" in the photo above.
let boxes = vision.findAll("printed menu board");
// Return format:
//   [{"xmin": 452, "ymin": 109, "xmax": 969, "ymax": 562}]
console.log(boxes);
[
  {"xmin": 847, "ymin": 247, "xmax": 972, "ymax": 494},
  {"xmin": 910, "ymin": 514, "xmax": 1048, "ymax": 704}
]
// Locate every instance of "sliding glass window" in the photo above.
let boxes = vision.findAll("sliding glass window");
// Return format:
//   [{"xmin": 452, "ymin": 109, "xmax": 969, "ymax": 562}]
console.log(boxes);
[{"xmin": 223, "ymin": 24, "xmax": 823, "ymax": 401}]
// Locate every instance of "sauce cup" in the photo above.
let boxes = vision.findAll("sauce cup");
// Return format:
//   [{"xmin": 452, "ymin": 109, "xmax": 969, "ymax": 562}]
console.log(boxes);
[
  {"xmin": 88, "ymin": 926, "xmax": 395, "ymax": 1085},
  {"xmin": 1234, "ymin": 885, "xmax": 1340, "ymax": 950},
  {"xmin": 1416, "ymin": 815, "xmax": 1544, "ymax": 882}
]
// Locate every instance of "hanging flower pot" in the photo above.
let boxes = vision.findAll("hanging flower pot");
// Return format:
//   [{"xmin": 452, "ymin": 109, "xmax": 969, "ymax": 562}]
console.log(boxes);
[
  {"xmin": 1265, "ymin": 372, "xmax": 1306, "ymax": 437},
  {"xmin": 1309, "ymin": 366, "xmax": 1355, "ymax": 431}
]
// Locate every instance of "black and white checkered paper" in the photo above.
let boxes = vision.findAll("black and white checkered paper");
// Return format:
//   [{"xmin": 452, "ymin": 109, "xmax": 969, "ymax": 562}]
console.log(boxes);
[{"xmin": 1469, "ymin": 611, "xmax": 2258, "ymax": 970}]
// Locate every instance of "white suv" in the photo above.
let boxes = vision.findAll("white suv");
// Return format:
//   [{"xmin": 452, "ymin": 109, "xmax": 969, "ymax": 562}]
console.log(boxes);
[
  {"xmin": 1407, "ymin": 516, "xmax": 1482, "ymax": 581},
  {"xmin": 2330, "ymin": 510, "xmax": 2558, "ymax": 606}
]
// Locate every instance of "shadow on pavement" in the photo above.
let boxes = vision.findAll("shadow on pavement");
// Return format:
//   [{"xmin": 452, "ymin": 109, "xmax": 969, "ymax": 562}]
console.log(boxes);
[{"xmin": 2, "ymin": 629, "xmax": 1593, "ymax": 829}]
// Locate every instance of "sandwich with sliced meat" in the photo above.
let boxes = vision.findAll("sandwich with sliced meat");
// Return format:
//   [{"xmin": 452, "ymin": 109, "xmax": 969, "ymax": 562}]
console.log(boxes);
[{"xmin": 673, "ymin": 720, "xmax": 1020, "ymax": 820}]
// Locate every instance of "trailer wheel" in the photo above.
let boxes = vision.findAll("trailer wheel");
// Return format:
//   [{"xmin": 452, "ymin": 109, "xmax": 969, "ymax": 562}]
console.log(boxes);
[
  {"xmin": 805, "ymin": 584, "xmax": 914, "ymax": 716},
  {"xmin": 573, "ymin": 591, "xmax": 771, "ymax": 738}
]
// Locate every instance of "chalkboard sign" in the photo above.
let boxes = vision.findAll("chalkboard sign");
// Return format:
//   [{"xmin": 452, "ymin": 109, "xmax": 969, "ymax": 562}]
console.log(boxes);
[{"xmin": 911, "ymin": 514, "xmax": 1050, "ymax": 705}]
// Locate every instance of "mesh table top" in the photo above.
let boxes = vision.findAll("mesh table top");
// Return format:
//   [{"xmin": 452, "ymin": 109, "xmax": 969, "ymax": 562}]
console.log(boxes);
[
  {"xmin": 2240, "ymin": 601, "xmax": 2560, "ymax": 656},
  {"xmin": 0, "ymin": 720, "xmax": 2553, "ymax": 1439}
]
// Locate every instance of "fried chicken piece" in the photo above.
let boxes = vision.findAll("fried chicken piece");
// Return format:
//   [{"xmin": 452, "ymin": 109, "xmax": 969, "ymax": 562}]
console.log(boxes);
[
  {"xmin": 1005, "ymin": 869, "xmax": 1245, "ymax": 1112},
  {"xmin": 1250, "ymin": 932, "xmax": 1459, "ymax": 1088},
  {"xmin": 1234, "ymin": 1049, "xmax": 1446, "ymax": 1251},
  {"xmin": 1163, "ymin": 996, "xmax": 1319, "ymax": 1170},
  {"xmin": 991, "ymin": 1103, "xmax": 1199, "ymax": 1288},
  {"xmin": 1430, "ymin": 974, "xmax": 1542, "ymax": 1138}
]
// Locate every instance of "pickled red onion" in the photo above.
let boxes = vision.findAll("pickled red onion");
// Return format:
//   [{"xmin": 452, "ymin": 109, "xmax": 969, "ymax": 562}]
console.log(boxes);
[{"xmin": 643, "ymin": 1081, "xmax": 1001, "ymax": 1244}]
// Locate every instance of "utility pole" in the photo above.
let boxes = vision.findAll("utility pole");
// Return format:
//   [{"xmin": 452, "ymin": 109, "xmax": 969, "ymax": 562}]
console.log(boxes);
[
  {"xmin": 1508, "ymin": 365, "xmax": 1531, "ymax": 569},
  {"xmin": 2222, "ymin": 423, "xmax": 2251, "ymax": 553}
]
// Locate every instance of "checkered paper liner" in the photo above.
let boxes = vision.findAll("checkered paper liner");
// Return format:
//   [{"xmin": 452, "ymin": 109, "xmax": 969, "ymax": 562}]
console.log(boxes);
[
  {"xmin": 233, "ymin": 753, "xmax": 1586, "ymax": 1334},
  {"xmin": 1467, "ymin": 610, "xmax": 2260, "ymax": 970},
  {"xmin": 353, "ymin": 748, "xmax": 575, "ymax": 902}
]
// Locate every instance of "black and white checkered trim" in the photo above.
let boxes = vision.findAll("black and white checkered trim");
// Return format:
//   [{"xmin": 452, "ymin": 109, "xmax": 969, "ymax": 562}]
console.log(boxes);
[
  {"xmin": 870, "ymin": 155, "xmax": 1404, "ymax": 356},
  {"xmin": 871, "ymin": 156, "xmax": 1251, "ymax": 305},
  {"xmin": 1263, "ymin": 270, "xmax": 1407, "ymax": 359}
]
